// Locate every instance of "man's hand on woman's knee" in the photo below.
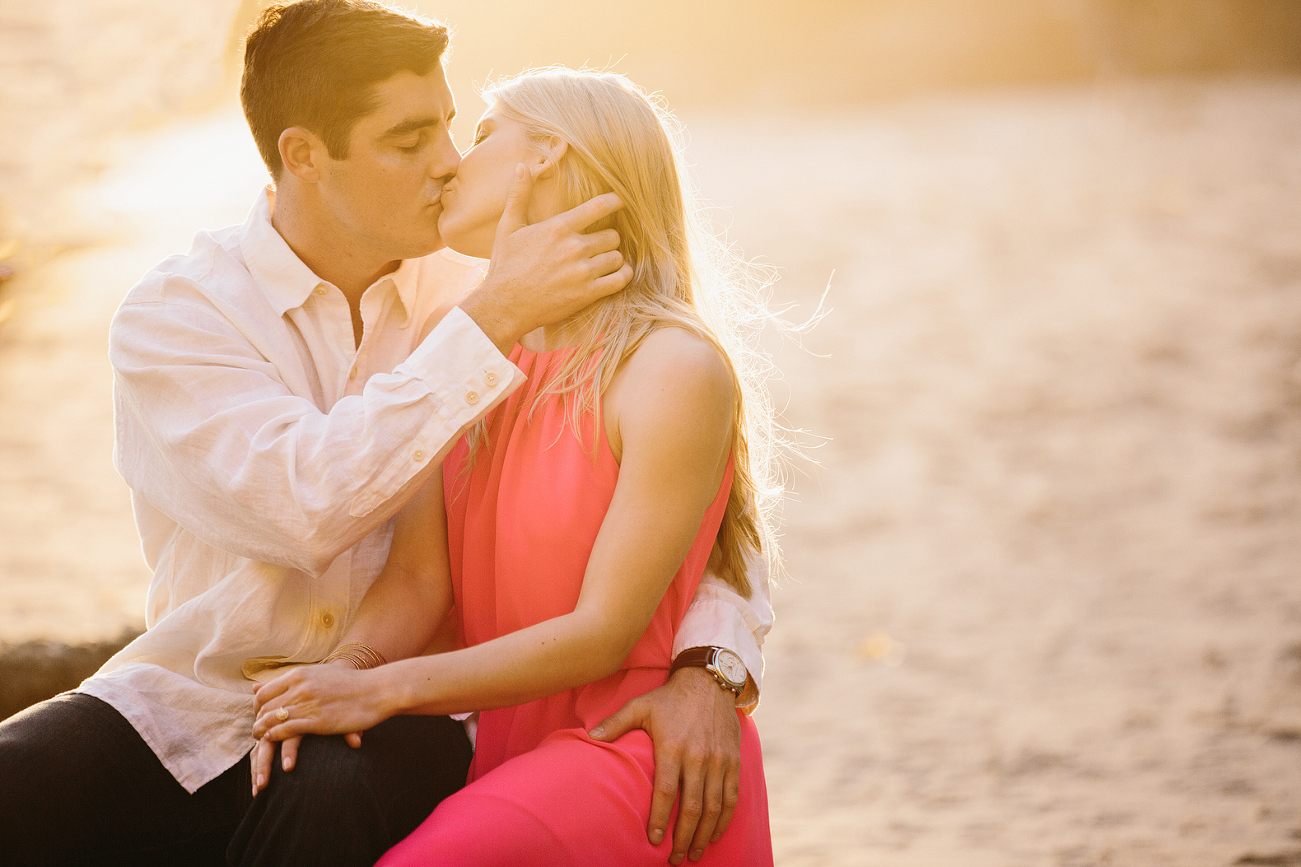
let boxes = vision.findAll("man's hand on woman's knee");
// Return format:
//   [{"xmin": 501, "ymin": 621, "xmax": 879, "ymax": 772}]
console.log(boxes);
[{"xmin": 588, "ymin": 667, "xmax": 741, "ymax": 865}]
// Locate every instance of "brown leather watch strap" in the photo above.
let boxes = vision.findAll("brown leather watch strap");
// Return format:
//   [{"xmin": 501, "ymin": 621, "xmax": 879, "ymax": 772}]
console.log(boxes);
[
  {"xmin": 670, "ymin": 645, "xmax": 745, "ymax": 696},
  {"xmin": 669, "ymin": 646, "xmax": 717, "ymax": 675}
]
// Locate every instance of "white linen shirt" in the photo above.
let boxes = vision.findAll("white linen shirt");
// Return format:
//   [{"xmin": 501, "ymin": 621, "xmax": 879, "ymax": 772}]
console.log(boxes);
[{"xmin": 79, "ymin": 189, "xmax": 771, "ymax": 793}]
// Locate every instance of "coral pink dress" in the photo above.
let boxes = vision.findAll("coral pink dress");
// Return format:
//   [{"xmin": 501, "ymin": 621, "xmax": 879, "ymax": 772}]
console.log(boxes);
[{"xmin": 378, "ymin": 345, "xmax": 772, "ymax": 866}]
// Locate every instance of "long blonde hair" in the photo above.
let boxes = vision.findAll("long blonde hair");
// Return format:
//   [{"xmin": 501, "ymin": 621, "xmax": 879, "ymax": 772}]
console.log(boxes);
[{"xmin": 482, "ymin": 67, "xmax": 782, "ymax": 596}]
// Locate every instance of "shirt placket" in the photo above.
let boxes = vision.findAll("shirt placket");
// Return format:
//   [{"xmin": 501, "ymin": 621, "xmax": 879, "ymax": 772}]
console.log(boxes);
[{"xmin": 307, "ymin": 282, "xmax": 365, "ymax": 636}]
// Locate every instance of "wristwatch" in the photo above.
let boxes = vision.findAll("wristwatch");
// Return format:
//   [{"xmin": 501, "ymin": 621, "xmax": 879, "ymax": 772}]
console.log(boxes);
[{"xmin": 670, "ymin": 646, "xmax": 748, "ymax": 697}]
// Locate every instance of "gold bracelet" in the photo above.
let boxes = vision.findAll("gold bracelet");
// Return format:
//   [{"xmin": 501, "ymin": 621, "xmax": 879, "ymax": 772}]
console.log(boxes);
[{"xmin": 321, "ymin": 642, "xmax": 388, "ymax": 670}]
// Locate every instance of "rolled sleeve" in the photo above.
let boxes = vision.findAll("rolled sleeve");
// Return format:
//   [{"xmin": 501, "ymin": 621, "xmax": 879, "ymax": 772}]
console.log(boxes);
[{"xmin": 674, "ymin": 552, "xmax": 773, "ymax": 709}]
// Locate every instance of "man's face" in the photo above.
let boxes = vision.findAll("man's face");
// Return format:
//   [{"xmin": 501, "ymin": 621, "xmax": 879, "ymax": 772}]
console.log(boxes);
[{"xmin": 315, "ymin": 66, "xmax": 460, "ymax": 262}]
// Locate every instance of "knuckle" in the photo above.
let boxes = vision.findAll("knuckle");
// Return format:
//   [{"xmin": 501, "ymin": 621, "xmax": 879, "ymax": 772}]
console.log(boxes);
[{"xmin": 654, "ymin": 782, "xmax": 679, "ymax": 798}]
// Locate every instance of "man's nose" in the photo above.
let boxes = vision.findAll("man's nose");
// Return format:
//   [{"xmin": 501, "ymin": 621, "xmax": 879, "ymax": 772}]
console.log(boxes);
[{"xmin": 431, "ymin": 130, "xmax": 460, "ymax": 181}]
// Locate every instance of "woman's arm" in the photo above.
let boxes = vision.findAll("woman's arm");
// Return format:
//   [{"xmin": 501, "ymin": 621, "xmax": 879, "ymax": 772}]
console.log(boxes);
[
  {"xmin": 252, "ymin": 327, "xmax": 734, "ymax": 729},
  {"xmin": 250, "ymin": 470, "xmax": 455, "ymax": 792},
  {"xmin": 327, "ymin": 469, "xmax": 455, "ymax": 665}
]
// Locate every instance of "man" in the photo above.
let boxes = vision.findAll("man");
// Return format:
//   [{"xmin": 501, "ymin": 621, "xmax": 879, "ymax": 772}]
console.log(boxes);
[{"xmin": 0, "ymin": 2, "xmax": 772, "ymax": 866}]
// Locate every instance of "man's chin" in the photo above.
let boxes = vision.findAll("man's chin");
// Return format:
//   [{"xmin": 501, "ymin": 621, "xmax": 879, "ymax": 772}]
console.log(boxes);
[{"xmin": 400, "ymin": 225, "xmax": 446, "ymax": 259}]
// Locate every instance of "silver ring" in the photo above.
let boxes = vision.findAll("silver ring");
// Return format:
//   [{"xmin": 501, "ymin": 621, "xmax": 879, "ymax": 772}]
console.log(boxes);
[{"xmin": 275, "ymin": 707, "xmax": 290, "ymax": 722}]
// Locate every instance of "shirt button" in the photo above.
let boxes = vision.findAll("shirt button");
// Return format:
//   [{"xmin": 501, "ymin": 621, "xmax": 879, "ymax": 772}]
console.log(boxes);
[
  {"xmin": 314, "ymin": 287, "xmax": 327, "ymax": 296},
  {"xmin": 321, "ymin": 612, "xmax": 335, "ymax": 628},
  {"xmin": 413, "ymin": 449, "xmax": 425, "ymax": 462},
  {"xmin": 484, "ymin": 371, "xmax": 499, "ymax": 387},
  {"xmin": 466, "ymin": 390, "xmax": 479, "ymax": 405}
]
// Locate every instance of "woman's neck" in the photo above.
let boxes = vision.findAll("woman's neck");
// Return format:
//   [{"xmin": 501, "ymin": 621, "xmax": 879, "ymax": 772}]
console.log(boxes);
[{"xmin": 519, "ymin": 317, "xmax": 588, "ymax": 352}]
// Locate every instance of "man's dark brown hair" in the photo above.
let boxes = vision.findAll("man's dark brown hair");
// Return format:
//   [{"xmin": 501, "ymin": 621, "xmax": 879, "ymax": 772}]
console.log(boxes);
[{"xmin": 241, "ymin": 0, "xmax": 450, "ymax": 178}]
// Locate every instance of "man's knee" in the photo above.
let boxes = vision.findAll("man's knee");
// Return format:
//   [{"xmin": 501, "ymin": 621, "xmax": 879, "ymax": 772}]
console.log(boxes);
[
  {"xmin": 259, "ymin": 733, "xmax": 381, "ymax": 815},
  {"xmin": 258, "ymin": 717, "xmax": 470, "ymax": 819},
  {"xmin": 230, "ymin": 718, "xmax": 470, "ymax": 867}
]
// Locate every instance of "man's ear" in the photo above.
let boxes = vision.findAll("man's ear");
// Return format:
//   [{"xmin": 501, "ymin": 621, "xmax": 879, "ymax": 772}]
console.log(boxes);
[
  {"xmin": 278, "ymin": 126, "xmax": 326, "ymax": 183},
  {"xmin": 531, "ymin": 137, "xmax": 569, "ymax": 181}
]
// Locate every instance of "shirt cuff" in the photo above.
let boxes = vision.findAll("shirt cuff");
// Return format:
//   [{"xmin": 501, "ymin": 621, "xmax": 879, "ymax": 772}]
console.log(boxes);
[
  {"xmin": 346, "ymin": 307, "xmax": 523, "ymax": 518},
  {"xmin": 402, "ymin": 306, "xmax": 524, "ymax": 412},
  {"xmin": 673, "ymin": 593, "xmax": 765, "ymax": 710}
]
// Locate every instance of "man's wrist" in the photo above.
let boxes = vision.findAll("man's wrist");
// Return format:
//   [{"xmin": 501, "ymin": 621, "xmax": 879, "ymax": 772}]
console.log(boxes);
[
  {"xmin": 460, "ymin": 279, "xmax": 524, "ymax": 357},
  {"xmin": 670, "ymin": 646, "xmax": 755, "ymax": 709}
]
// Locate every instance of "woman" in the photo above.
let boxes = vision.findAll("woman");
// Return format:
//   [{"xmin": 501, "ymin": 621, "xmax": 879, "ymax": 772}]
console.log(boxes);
[{"xmin": 252, "ymin": 67, "xmax": 780, "ymax": 865}]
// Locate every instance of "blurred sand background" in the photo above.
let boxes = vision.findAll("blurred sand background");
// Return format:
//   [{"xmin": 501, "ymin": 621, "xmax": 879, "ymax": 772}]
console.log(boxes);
[{"xmin": 3, "ymin": 1, "xmax": 1301, "ymax": 864}]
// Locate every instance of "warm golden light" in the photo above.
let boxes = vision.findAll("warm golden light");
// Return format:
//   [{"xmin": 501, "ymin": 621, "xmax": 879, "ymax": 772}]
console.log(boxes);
[{"xmin": 1, "ymin": 2, "xmax": 1300, "ymax": 864}]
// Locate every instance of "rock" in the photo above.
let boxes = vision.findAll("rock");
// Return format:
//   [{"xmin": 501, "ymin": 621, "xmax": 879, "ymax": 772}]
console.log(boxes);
[{"xmin": 0, "ymin": 627, "xmax": 140, "ymax": 721}]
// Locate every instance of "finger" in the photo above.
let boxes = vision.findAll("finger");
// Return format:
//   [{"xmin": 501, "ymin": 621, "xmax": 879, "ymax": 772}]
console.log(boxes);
[
  {"xmin": 713, "ymin": 756, "xmax": 740, "ymax": 842},
  {"xmin": 496, "ymin": 164, "xmax": 534, "ymax": 237},
  {"xmin": 560, "ymin": 192, "xmax": 624, "ymax": 232},
  {"xmin": 254, "ymin": 678, "xmax": 289, "ymax": 709},
  {"xmin": 345, "ymin": 731, "xmax": 363, "ymax": 749},
  {"xmin": 281, "ymin": 735, "xmax": 301, "ymax": 772},
  {"xmin": 687, "ymin": 759, "xmax": 725, "ymax": 861},
  {"xmin": 252, "ymin": 737, "xmax": 276, "ymax": 795},
  {"xmin": 249, "ymin": 744, "xmax": 258, "ymax": 793},
  {"xmin": 647, "ymin": 747, "xmax": 680, "ymax": 850},
  {"xmin": 259, "ymin": 719, "xmax": 313, "ymax": 743},
  {"xmin": 585, "ymin": 249, "xmax": 624, "ymax": 280},
  {"xmin": 253, "ymin": 694, "xmax": 299, "ymax": 739},
  {"xmin": 590, "ymin": 262, "xmax": 633, "ymax": 296},
  {"xmin": 670, "ymin": 754, "xmax": 706, "ymax": 865},
  {"xmin": 252, "ymin": 707, "xmax": 276, "ymax": 740},
  {"xmin": 579, "ymin": 227, "xmax": 621, "ymax": 256},
  {"xmin": 588, "ymin": 698, "xmax": 644, "ymax": 742}
]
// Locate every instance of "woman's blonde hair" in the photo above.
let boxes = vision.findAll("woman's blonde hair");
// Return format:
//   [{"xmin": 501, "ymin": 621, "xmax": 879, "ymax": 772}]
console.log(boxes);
[{"xmin": 480, "ymin": 67, "xmax": 783, "ymax": 596}]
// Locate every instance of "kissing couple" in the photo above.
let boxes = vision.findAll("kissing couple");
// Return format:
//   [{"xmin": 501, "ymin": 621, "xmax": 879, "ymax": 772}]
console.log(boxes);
[{"xmin": 0, "ymin": 2, "xmax": 781, "ymax": 865}]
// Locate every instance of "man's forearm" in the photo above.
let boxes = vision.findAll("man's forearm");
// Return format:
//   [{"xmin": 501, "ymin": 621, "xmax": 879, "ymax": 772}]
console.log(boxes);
[{"xmin": 113, "ymin": 305, "xmax": 521, "ymax": 573}]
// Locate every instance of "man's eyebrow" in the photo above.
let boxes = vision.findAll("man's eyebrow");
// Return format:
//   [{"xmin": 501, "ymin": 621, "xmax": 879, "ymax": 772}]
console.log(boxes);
[{"xmin": 383, "ymin": 111, "xmax": 456, "ymax": 138}]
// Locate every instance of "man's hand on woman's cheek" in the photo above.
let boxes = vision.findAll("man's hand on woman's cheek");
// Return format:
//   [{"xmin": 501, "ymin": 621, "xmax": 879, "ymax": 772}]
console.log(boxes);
[
  {"xmin": 588, "ymin": 666, "xmax": 742, "ymax": 865},
  {"xmin": 461, "ymin": 163, "xmax": 633, "ymax": 355}
]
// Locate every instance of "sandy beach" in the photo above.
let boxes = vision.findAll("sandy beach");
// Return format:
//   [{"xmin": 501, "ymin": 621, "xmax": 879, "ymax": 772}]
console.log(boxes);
[{"xmin": 3, "ymin": 2, "xmax": 1301, "ymax": 864}]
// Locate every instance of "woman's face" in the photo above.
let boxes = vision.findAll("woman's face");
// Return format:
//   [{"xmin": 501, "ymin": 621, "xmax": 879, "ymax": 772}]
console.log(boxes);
[{"xmin": 438, "ymin": 107, "xmax": 563, "ymax": 259}]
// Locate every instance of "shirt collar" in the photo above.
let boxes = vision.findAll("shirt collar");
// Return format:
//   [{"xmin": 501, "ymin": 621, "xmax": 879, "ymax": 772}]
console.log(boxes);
[
  {"xmin": 386, "ymin": 255, "xmax": 419, "ymax": 328},
  {"xmin": 239, "ymin": 187, "xmax": 421, "ymax": 323},
  {"xmin": 240, "ymin": 187, "xmax": 325, "ymax": 317}
]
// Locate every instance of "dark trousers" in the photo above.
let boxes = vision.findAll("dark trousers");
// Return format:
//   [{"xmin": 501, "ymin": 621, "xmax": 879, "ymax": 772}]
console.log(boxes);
[{"xmin": 0, "ymin": 692, "xmax": 472, "ymax": 866}]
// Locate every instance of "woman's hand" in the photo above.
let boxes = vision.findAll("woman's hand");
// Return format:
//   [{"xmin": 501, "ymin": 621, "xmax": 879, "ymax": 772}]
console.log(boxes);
[
  {"xmin": 252, "ymin": 663, "xmax": 395, "ymax": 744},
  {"xmin": 248, "ymin": 660, "xmax": 384, "ymax": 796}
]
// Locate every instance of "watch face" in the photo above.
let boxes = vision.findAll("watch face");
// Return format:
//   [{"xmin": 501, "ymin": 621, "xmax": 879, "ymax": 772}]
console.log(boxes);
[{"xmin": 714, "ymin": 649, "xmax": 747, "ymax": 688}]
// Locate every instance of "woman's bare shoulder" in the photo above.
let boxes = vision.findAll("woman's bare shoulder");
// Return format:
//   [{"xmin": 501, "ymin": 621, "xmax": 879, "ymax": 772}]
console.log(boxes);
[
  {"xmin": 603, "ymin": 326, "xmax": 734, "ymax": 459},
  {"xmin": 619, "ymin": 326, "xmax": 732, "ymax": 394}
]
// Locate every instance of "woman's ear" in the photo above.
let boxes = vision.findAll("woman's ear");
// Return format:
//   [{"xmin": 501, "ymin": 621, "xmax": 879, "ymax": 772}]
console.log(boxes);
[{"xmin": 531, "ymin": 137, "xmax": 569, "ymax": 181}]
